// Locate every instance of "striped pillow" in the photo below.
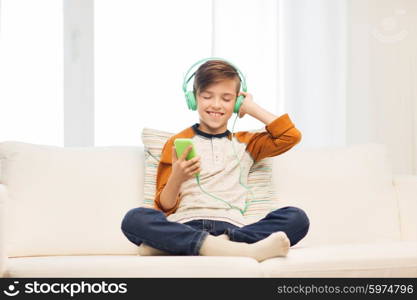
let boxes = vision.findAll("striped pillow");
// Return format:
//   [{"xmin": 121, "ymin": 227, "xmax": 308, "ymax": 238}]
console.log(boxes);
[{"xmin": 141, "ymin": 127, "xmax": 278, "ymax": 222}]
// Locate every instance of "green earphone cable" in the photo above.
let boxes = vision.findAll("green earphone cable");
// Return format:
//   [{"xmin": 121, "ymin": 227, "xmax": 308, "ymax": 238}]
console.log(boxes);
[
  {"xmin": 145, "ymin": 114, "xmax": 256, "ymax": 215},
  {"xmin": 195, "ymin": 113, "xmax": 255, "ymax": 215}
]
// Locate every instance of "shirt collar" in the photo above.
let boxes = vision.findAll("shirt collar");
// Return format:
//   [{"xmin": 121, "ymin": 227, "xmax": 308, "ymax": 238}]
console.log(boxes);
[{"xmin": 192, "ymin": 123, "xmax": 231, "ymax": 139}]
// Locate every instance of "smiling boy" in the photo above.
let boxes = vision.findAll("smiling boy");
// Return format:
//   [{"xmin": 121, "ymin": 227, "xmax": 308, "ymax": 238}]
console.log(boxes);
[{"xmin": 121, "ymin": 59, "xmax": 309, "ymax": 262}]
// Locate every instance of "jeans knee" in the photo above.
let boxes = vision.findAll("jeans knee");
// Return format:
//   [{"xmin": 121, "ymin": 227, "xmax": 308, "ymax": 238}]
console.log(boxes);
[
  {"xmin": 121, "ymin": 207, "xmax": 158, "ymax": 233},
  {"xmin": 121, "ymin": 207, "xmax": 138, "ymax": 233},
  {"xmin": 284, "ymin": 206, "xmax": 310, "ymax": 233},
  {"xmin": 267, "ymin": 206, "xmax": 309, "ymax": 246},
  {"xmin": 276, "ymin": 206, "xmax": 310, "ymax": 233}
]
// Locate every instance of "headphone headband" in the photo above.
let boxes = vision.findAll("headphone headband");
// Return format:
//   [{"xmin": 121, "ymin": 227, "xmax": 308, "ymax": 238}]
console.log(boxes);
[{"xmin": 182, "ymin": 57, "xmax": 247, "ymax": 93}]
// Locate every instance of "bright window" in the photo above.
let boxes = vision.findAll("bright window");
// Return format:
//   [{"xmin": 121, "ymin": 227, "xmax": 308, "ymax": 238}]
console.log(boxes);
[
  {"xmin": 94, "ymin": 0, "xmax": 212, "ymax": 146},
  {"xmin": 0, "ymin": 0, "xmax": 63, "ymax": 146}
]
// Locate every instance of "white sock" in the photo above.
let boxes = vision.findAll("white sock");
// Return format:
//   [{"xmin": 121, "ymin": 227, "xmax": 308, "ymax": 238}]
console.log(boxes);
[
  {"xmin": 199, "ymin": 231, "xmax": 290, "ymax": 262},
  {"xmin": 138, "ymin": 243, "xmax": 169, "ymax": 256}
]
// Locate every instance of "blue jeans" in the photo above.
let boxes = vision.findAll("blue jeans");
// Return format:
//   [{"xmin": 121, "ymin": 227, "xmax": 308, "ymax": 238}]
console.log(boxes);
[{"xmin": 121, "ymin": 206, "xmax": 309, "ymax": 256}]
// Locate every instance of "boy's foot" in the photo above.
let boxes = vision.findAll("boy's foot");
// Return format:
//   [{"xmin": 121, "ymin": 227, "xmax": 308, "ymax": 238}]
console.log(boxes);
[
  {"xmin": 250, "ymin": 231, "xmax": 290, "ymax": 261},
  {"xmin": 199, "ymin": 231, "xmax": 290, "ymax": 262}
]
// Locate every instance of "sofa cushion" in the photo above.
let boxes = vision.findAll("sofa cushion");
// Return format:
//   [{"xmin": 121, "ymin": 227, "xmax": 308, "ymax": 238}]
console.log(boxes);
[
  {"xmin": 0, "ymin": 141, "xmax": 143, "ymax": 257},
  {"xmin": 260, "ymin": 241, "xmax": 417, "ymax": 277},
  {"xmin": 141, "ymin": 127, "xmax": 277, "ymax": 222},
  {"xmin": 7, "ymin": 242, "xmax": 417, "ymax": 278},
  {"xmin": 5, "ymin": 255, "xmax": 262, "ymax": 278},
  {"xmin": 272, "ymin": 143, "xmax": 401, "ymax": 246}
]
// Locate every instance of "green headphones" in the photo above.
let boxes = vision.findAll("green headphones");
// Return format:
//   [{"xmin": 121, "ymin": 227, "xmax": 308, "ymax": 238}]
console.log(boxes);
[{"xmin": 182, "ymin": 57, "xmax": 247, "ymax": 113}]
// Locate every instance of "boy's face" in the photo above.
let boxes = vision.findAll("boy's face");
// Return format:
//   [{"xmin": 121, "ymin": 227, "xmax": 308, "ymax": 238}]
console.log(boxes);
[{"xmin": 196, "ymin": 79, "xmax": 238, "ymax": 135}]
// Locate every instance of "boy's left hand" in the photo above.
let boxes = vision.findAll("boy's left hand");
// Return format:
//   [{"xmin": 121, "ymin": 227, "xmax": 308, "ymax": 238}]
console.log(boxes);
[{"xmin": 237, "ymin": 91, "xmax": 254, "ymax": 118}]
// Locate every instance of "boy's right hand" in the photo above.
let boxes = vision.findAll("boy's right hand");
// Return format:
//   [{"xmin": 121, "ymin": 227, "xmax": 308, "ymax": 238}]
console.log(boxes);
[{"xmin": 171, "ymin": 145, "xmax": 201, "ymax": 183}]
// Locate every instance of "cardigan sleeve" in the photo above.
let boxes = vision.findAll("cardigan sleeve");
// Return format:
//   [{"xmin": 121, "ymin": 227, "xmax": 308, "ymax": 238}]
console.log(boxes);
[
  {"xmin": 153, "ymin": 138, "xmax": 181, "ymax": 216},
  {"xmin": 235, "ymin": 113, "xmax": 302, "ymax": 162}
]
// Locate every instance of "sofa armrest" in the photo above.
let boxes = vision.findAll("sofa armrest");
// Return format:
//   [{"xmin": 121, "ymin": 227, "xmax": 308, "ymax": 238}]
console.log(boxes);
[
  {"xmin": 393, "ymin": 175, "xmax": 417, "ymax": 241},
  {"xmin": 0, "ymin": 184, "xmax": 8, "ymax": 277}
]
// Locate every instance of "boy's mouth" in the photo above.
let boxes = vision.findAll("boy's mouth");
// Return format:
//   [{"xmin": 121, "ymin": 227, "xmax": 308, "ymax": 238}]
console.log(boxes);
[{"xmin": 206, "ymin": 111, "xmax": 224, "ymax": 118}]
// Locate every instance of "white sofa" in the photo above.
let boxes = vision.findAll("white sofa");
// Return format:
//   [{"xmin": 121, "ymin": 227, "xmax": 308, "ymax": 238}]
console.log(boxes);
[{"xmin": 0, "ymin": 141, "xmax": 416, "ymax": 278}]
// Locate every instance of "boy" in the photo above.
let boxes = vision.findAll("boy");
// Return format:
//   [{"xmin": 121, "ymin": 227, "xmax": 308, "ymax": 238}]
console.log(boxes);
[{"xmin": 121, "ymin": 59, "xmax": 309, "ymax": 262}]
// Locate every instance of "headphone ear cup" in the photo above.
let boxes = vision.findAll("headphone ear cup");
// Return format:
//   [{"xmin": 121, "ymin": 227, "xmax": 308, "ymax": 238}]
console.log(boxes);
[
  {"xmin": 234, "ymin": 95, "xmax": 245, "ymax": 113},
  {"xmin": 185, "ymin": 91, "xmax": 197, "ymax": 111}
]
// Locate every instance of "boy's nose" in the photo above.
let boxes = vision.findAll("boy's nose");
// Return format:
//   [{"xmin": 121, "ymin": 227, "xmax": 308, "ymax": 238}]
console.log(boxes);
[{"xmin": 212, "ymin": 98, "xmax": 222, "ymax": 107}]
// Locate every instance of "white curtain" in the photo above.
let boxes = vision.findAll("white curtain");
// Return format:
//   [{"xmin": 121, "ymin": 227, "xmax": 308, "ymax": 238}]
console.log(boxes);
[
  {"xmin": 347, "ymin": 0, "xmax": 417, "ymax": 175},
  {"xmin": 279, "ymin": 0, "xmax": 347, "ymax": 148},
  {"xmin": 280, "ymin": 0, "xmax": 416, "ymax": 175}
]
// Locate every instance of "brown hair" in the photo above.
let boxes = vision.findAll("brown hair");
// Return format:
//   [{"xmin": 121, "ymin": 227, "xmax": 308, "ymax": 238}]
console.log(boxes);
[{"xmin": 193, "ymin": 60, "xmax": 241, "ymax": 95}]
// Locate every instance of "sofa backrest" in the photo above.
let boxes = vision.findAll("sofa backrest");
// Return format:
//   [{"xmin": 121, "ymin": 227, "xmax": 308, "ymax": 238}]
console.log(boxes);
[
  {"xmin": 0, "ymin": 142, "xmax": 143, "ymax": 257},
  {"xmin": 0, "ymin": 141, "xmax": 404, "ymax": 256},
  {"xmin": 271, "ymin": 143, "xmax": 401, "ymax": 247}
]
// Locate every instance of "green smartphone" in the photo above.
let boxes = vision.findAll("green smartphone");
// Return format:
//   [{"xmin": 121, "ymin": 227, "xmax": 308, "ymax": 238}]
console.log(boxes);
[
  {"xmin": 174, "ymin": 138, "xmax": 199, "ymax": 178},
  {"xmin": 174, "ymin": 138, "xmax": 197, "ymax": 161}
]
